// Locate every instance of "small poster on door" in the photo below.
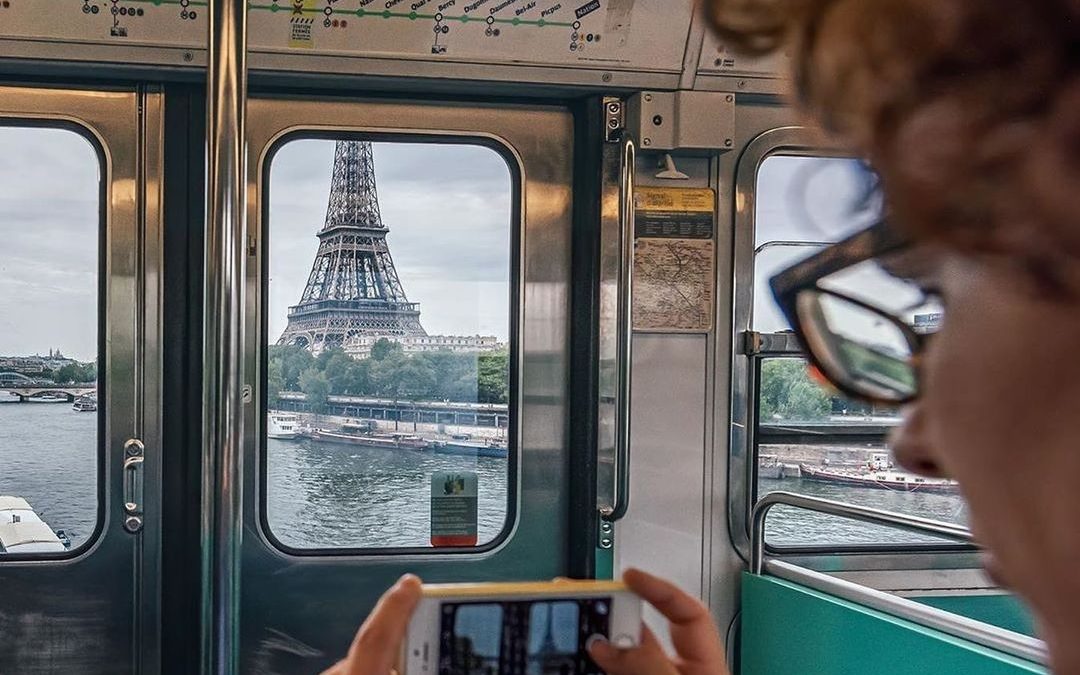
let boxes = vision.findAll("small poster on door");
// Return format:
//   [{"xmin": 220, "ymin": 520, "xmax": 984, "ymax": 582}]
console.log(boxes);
[
  {"xmin": 430, "ymin": 471, "xmax": 479, "ymax": 547},
  {"xmin": 632, "ymin": 187, "xmax": 716, "ymax": 332}
]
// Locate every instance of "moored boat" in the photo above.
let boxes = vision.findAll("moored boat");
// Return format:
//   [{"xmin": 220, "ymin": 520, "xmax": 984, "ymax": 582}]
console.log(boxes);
[
  {"xmin": 799, "ymin": 463, "xmax": 960, "ymax": 494},
  {"xmin": 312, "ymin": 428, "xmax": 430, "ymax": 451},
  {"xmin": 73, "ymin": 394, "xmax": 97, "ymax": 412},
  {"xmin": 0, "ymin": 496, "xmax": 68, "ymax": 553},
  {"xmin": 267, "ymin": 412, "xmax": 299, "ymax": 439},
  {"xmin": 432, "ymin": 438, "xmax": 508, "ymax": 459}
]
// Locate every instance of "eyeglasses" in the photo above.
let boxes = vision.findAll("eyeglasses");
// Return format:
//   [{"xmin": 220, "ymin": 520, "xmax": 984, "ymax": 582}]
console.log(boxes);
[{"xmin": 769, "ymin": 220, "xmax": 933, "ymax": 405}]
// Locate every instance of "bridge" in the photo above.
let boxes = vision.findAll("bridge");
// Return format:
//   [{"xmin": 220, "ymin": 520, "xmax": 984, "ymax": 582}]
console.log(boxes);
[
  {"xmin": 0, "ymin": 373, "xmax": 95, "ymax": 402},
  {"xmin": 275, "ymin": 392, "xmax": 509, "ymax": 429}
]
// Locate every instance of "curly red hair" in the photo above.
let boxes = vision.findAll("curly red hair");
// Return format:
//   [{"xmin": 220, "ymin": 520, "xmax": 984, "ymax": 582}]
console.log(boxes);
[{"xmin": 708, "ymin": 0, "xmax": 1080, "ymax": 267}]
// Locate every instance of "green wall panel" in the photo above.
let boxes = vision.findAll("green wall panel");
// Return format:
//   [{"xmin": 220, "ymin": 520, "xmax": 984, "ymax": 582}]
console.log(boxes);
[
  {"xmin": 741, "ymin": 574, "xmax": 1046, "ymax": 675},
  {"xmin": 911, "ymin": 594, "xmax": 1037, "ymax": 638}
]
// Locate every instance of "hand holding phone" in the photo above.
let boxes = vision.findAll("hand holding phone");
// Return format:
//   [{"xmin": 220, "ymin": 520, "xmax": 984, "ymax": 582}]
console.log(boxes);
[
  {"xmin": 402, "ymin": 580, "xmax": 642, "ymax": 674},
  {"xmin": 586, "ymin": 569, "xmax": 730, "ymax": 675}
]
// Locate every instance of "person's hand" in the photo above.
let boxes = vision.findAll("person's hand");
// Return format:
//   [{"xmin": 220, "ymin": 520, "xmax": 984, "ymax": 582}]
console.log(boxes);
[
  {"xmin": 588, "ymin": 569, "xmax": 729, "ymax": 675},
  {"xmin": 322, "ymin": 574, "xmax": 423, "ymax": 675}
]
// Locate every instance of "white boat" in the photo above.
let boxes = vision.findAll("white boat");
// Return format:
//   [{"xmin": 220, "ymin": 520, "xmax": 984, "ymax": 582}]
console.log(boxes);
[
  {"xmin": 267, "ymin": 412, "xmax": 300, "ymax": 439},
  {"xmin": 73, "ymin": 394, "xmax": 97, "ymax": 412},
  {"xmin": 0, "ymin": 496, "xmax": 67, "ymax": 554}
]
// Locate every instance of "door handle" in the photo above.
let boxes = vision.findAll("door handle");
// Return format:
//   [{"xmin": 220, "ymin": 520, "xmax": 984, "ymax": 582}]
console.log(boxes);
[{"xmin": 123, "ymin": 438, "xmax": 144, "ymax": 533}]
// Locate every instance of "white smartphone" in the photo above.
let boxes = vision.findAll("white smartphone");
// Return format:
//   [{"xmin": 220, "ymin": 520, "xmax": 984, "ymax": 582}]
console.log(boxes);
[{"xmin": 401, "ymin": 580, "xmax": 642, "ymax": 675}]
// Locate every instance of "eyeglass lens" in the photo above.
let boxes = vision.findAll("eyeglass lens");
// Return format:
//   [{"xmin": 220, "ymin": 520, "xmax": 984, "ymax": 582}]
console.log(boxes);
[{"xmin": 796, "ymin": 290, "xmax": 918, "ymax": 402}]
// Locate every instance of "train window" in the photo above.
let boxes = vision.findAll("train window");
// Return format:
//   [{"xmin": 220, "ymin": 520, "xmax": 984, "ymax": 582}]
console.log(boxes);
[
  {"xmin": 753, "ymin": 155, "xmax": 880, "ymax": 331},
  {"xmin": 0, "ymin": 126, "xmax": 102, "ymax": 555},
  {"xmin": 752, "ymin": 154, "xmax": 963, "ymax": 547},
  {"xmin": 264, "ymin": 137, "xmax": 514, "ymax": 552}
]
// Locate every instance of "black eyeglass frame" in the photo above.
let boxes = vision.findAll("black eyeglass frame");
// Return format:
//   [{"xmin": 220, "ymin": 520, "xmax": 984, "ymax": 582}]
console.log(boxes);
[{"xmin": 768, "ymin": 219, "xmax": 931, "ymax": 405}]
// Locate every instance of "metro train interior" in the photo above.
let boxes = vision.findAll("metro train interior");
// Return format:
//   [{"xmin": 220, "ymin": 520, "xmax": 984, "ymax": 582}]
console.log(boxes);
[{"xmin": 0, "ymin": 0, "xmax": 1049, "ymax": 673}]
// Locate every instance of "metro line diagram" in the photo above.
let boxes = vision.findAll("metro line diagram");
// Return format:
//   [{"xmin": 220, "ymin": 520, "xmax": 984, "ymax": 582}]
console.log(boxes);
[
  {"xmin": 49, "ymin": 0, "xmax": 605, "ymax": 53},
  {"xmin": 269, "ymin": 0, "xmax": 587, "ymax": 54}
]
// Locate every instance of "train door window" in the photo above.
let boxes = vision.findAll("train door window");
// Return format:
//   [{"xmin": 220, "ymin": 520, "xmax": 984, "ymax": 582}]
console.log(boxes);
[
  {"xmin": 264, "ymin": 136, "xmax": 514, "ymax": 551},
  {"xmin": 752, "ymin": 154, "xmax": 963, "ymax": 546},
  {"xmin": 0, "ymin": 125, "xmax": 102, "ymax": 555}
]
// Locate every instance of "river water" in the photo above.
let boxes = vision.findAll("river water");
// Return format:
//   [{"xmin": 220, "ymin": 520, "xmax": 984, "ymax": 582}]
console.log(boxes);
[
  {"xmin": 0, "ymin": 404, "xmax": 967, "ymax": 552},
  {"xmin": 266, "ymin": 436, "xmax": 509, "ymax": 549}
]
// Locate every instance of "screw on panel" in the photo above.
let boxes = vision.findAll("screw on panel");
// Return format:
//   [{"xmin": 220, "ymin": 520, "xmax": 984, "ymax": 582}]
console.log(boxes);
[
  {"xmin": 725, "ymin": 139, "xmax": 733, "ymax": 147},
  {"xmin": 183, "ymin": 51, "xmax": 194, "ymax": 62},
  {"xmin": 644, "ymin": 93, "xmax": 652, "ymax": 102},
  {"xmin": 607, "ymin": 101, "xmax": 621, "ymax": 114},
  {"xmin": 124, "ymin": 515, "xmax": 143, "ymax": 533},
  {"xmin": 726, "ymin": 94, "xmax": 734, "ymax": 102},
  {"xmin": 738, "ymin": 80, "xmax": 747, "ymax": 89},
  {"xmin": 607, "ymin": 118, "xmax": 620, "ymax": 129},
  {"xmin": 652, "ymin": 115, "xmax": 663, "ymax": 126},
  {"xmin": 643, "ymin": 138, "xmax": 652, "ymax": 146},
  {"xmin": 602, "ymin": 72, "xmax": 613, "ymax": 83}
]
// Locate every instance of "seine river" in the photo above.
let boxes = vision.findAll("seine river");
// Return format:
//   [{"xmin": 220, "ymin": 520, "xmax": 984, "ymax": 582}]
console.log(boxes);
[{"xmin": 0, "ymin": 404, "xmax": 966, "ymax": 552}]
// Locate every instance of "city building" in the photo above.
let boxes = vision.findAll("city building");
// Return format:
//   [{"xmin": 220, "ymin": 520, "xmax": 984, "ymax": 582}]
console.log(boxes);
[{"xmin": 343, "ymin": 334, "xmax": 504, "ymax": 360}]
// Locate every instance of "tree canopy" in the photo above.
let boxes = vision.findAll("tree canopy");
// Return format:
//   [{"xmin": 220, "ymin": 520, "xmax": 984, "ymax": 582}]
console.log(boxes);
[
  {"xmin": 268, "ymin": 340, "xmax": 509, "ymax": 405},
  {"xmin": 758, "ymin": 359, "xmax": 831, "ymax": 422},
  {"xmin": 52, "ymin": 362, "xmax": 97, "ymax": 385}
]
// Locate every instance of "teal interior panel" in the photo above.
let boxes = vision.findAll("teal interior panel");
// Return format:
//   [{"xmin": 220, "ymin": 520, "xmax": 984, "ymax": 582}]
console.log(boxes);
[
  {"xmin": 911, "ymin": 594, "xmax": 1037, "ymax": 638},
  {"xmin": 741, "ymin": 574, "xmax": 1046, "ymax": 675}
]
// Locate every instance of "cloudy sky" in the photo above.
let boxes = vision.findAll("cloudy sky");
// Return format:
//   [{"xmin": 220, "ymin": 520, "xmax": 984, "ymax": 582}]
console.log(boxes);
[
  {"xmin": 267, "ymin": 139, "xmax": 512, "ymax": 343},
  {"xmin": 2, "ymin": 132, "xmax": 929, "ymax": 361},
  {"xmin": 0, "ymin": 127, "xmax": 100, "ymax": 362},
  {"xmin": 0, "ymin": 132, "xmax": 512, "ymax": 363}
]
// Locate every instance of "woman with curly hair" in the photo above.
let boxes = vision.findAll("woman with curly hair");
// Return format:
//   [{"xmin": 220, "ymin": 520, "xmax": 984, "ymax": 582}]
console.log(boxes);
[{"xmin": 327, "ymin": 1, "xmax": 1080, "ymax": 673}]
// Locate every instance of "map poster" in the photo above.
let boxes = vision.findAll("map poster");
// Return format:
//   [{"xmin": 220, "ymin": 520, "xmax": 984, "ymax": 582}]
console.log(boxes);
[{"xmin": 633, "ymin": 187, "xmax": 716, "ymax": 332}]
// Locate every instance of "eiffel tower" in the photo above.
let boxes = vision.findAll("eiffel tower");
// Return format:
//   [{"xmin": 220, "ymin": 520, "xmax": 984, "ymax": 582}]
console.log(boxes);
[{"xmin": 277, "ymin": 140, "xmax": 426, "ymax": 354}]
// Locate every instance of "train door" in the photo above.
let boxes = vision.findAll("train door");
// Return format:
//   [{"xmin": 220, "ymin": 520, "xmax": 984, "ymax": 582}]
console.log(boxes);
[
  {"xmin": 240, "ymin": 97, "xmax": 576, "ymax": 671},
  {"xmin": 0, "ymin": 85, "xmax": 163, "ymax": 673}
]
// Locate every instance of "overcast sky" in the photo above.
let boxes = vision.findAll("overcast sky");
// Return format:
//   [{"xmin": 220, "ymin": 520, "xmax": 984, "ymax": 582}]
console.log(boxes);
[
  {"xmin": 0, "ymin": 133, "xmax": 512, "ymax": 363},
  {"xmin": 268, "ymin": 139, "xmax": 512, "ymax": 343},
  {"xmin": 2, "ymin": 132, "xmax": 930, "ymax": 361},
  {"xmin": 0, "ymin": 127, "xmax": 100, "ymax": 362}
]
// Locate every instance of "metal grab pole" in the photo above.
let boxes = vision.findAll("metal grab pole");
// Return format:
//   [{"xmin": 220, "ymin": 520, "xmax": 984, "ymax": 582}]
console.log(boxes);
[
  {"xmin": 203, "ymin": 0, "xmax": 247, "ymax": 668},
  {"xmin": 600, "ymin": 133, "xmax": 635, "ymax": 523}
]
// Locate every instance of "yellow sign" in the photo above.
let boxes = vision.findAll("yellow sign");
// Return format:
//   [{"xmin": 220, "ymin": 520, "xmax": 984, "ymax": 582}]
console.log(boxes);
[{"xmin": 635, "ymin": 187, "xmax": 715, "ymax": 214}]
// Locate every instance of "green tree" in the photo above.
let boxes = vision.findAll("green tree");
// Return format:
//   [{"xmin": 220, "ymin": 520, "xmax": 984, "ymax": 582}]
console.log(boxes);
[
  {"xmin": 394, "ymin": 358, "xmax": 438, "ymax": 400},
  {"xmin": 341, "ymin": 358, "xmax": 372, "ymax": 396},
  {"xmin": 299, "ymin": 367, "xmax": 331, "ymax": 418},
  {"xmin": 420, "ymin": 351, "xmax": 479, "ymax": 401},
  {"xmin": 53, "ymin": 362, "xmax": 96, "ymax": 384},
  {"xmin": 759, "ymin": 359, "xmax": 830, "ymax": 422},
  {"xmin": 370, "ymin": 338, "xmax": 404, "ymax": 362},
  {"xmin": 267, "ymin": 358, "xmax": 284, "ymax": 407},
  {"xmin": 272, "ymin": 345, "xmax": 315, "ymax": 392},
  {"xmin": 477, "ymin": 351, "xmax": 509, "ymax": 404},
  {"xmin": 318, "ymin": 348, "xmax": 356, "ymax": 395}
]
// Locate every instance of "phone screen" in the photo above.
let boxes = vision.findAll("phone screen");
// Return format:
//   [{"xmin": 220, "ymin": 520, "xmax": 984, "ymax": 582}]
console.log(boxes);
[{"xmin": 438, "ymin": 597, "xmax": 611, "ymax": 675}]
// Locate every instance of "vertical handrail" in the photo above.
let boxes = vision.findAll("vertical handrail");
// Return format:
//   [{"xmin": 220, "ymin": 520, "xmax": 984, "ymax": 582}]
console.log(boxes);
[
  {"xmin": 202, "ymin": 0, "xmax": 247, "ymax": 670},
  {"xmin": 750, "ymin": 492, "xmax": 974, "ymax": 574},
  {"xmin": 601, "ymin": 135, "xmax": 635, "ymax": 523}
]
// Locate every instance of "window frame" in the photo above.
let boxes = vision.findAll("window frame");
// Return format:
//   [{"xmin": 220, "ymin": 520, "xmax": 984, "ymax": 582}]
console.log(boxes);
[
  {"xmin": 257, "ymin": 129, "xmax": 522, "ymax": 557},
  {"xmin": 729, "ymin": 128, "xmax": 977, "ymax": 569},
  {"xmin": 0, "ymin": 119, "xmax": 108, "ymax": 562}
]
